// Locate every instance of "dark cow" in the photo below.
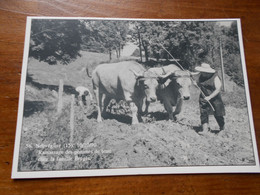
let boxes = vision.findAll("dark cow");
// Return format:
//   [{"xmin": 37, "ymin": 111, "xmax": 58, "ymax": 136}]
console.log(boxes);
[{"xmin": 146, "ymin": 64, "xmax": 194, "ymax": 120}]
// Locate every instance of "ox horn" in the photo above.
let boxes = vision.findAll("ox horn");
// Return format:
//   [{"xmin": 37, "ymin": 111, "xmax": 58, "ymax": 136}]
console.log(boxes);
[
  {"xmin": 189, "ymin": 71, "xmax": 200, "ymax": 76},
  {"xmin": 131, "ymin": 69, "xmax": 143, "ymax": 78}
]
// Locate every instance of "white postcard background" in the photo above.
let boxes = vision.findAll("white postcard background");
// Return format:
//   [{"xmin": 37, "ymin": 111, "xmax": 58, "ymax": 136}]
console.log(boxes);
[{"xmin": 12, "ymin": 17, "xmax": 260, "ymax": 179}]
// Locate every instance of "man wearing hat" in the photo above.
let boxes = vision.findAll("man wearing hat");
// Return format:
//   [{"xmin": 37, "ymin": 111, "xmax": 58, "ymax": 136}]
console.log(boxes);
[{"xmin": 194, "ymin": 63, "xmax": 225, "ymax": 133}]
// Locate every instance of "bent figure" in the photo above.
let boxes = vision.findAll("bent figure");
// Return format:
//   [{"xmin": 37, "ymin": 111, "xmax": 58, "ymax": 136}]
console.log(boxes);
[{"xmin": 76, "ymin": 86, "xmax": 93, "ymax": 107}]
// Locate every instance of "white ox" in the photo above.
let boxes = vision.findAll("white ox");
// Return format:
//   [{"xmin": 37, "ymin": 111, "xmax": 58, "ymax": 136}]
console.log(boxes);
[
  {"xmin": 89, "ymin": 61, "xmax": 158, "ymax": 124},
  {"xmin": 146, "ymin": 64, "xmax": 193, "ymax": 120}
]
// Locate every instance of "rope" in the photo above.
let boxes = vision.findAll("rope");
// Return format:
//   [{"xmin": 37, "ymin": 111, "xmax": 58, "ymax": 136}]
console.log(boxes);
[{"xmin": 159, "ymin": 43, "xmax": 185, "ymax": 71}]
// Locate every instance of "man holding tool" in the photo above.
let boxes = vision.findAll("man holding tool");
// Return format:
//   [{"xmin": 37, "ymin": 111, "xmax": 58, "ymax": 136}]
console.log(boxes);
[
  {"xmin": 194, "ymin": 63, "xmax": 225, "ymax": 133},
  {"xmin": 158, "ymin": 43, "xmax": 225, "ymax": 133}
]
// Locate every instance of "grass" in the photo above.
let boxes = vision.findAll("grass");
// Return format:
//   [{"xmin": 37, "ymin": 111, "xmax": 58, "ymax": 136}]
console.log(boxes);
[{"xmin": 28, "ymin": 51, "xmax": 137, "ymax": 88}]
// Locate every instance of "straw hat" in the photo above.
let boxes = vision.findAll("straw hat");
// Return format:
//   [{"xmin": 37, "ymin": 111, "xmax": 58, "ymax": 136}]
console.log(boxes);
[{"xmin": 195, "ymin": 63, "xmax": 216, "ymax": 73}]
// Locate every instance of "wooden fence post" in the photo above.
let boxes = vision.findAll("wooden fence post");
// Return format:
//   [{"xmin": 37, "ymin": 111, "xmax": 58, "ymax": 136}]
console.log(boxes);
[
  {"xmin": 70, "ymin": 94, "xmax": 75, "ymax": 143},
  {"xmin": 219, "ymin": 38, "xmax": 225, "ymax": 92},
  {"xmin": 57, "ymin": 79, "xmax": 64, "ymax": 114}
]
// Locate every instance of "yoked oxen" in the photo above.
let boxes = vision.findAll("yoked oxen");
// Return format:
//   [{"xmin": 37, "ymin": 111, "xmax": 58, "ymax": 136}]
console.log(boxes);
[
  {"xmin": 146, "ymin": 64, "xmax": 194, "ymax": 120},
  {"xmin": 89, "ymin": 61, "xmax": 159, "ymax": 124}
]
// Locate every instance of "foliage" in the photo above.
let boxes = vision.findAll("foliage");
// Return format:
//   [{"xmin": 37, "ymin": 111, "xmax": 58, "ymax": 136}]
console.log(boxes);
[
  {"xmin": 82, "ymin": 20, "xmax": 129, "ymax": 60},
  {"xmin": 30, "ymin": 19, "xmax": 243, "ymax": 86},
  {"xmin": 130, "ymin": 20, "xmax": 244, "ymax": 86},
  {"xmin": 29, "ymin": 19, "xmax": 129, "ymax": 64},
  {"xmin": 221, "ymin": 22, "xmax": 243, "ymax": 86},
  {"xmin": 30, "ymin": 19, "xmax": 86, "ymax": 65}
]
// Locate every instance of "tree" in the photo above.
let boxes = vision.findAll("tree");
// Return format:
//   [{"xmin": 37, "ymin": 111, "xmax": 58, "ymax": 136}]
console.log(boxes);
[
  {"xmin": 81, "ymin": 20, "xmax": 129, "ymax": 60},
  {"xmin": 29, "ymin": 19, "xmax": 87, "ymax": 65},
  {"xmin": 29, "ymin": 19, "xmax": 244, "ymax": 86},
  {"xmin": 29, "ymin": 19, "xmax": 129, "ymax": 64},
  {"xmin": 221, "ymin": 21, "xmax": 244, "ymax": 86},
  {"xmin": 130, "ymin": 22, "xmax": 143, "ymax": 62}
]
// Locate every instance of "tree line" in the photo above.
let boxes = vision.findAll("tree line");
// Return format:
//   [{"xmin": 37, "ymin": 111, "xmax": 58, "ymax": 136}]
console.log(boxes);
[
  {"xmin": 29, "ymin": 19, "xmax": 243, "ymax": 86},
  {"xmin": 29, "ymin": 19, "xmax": 129, "ymax": 64}
]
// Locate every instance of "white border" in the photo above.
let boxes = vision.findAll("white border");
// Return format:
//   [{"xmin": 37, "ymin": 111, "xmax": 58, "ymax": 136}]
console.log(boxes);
[{"xmin": 12, "ymin": 17, "xmax": 260, "ymax": 179}]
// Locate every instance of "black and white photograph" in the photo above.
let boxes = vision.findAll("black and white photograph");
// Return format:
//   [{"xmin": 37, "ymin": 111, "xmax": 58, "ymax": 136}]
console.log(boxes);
[{"xmin": 12, "ymin": 17, "xmax": 259, "ymax": 178}]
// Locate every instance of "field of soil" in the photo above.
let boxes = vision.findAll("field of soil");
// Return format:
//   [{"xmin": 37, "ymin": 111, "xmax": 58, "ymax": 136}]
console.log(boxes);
[{"xmin": 18, "ymin": 52, "xmax": 256, "ymax": 171}]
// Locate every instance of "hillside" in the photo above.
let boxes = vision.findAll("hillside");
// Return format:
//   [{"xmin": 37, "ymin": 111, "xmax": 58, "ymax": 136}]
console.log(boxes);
[{"xmin": 18, "ymin": 52, "xmax": 255, "ymax": 171}]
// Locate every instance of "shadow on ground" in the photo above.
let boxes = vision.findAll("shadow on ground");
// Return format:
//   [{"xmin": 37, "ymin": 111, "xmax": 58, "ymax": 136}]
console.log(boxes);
[
  {"xmin": 146, "ymin": 111, "xmax": 169, "ymax": 121},
  {"xmin": 26, "ymin": 74, "xmax": 78, "ymax": 95},
  {"xmin": 24, "ymin": 74, "xmax": 81, "ymax": 117},
  {"xmin": 23, "ymin": 100, "xmax": 51, "ymax": 117},
  {"xmin": 87, "ymin": 111, "xmax": 132, "ymax": 125},
  {"xmin": 192, "ymin": 125, "xmax": 222, "ymax": 135}
]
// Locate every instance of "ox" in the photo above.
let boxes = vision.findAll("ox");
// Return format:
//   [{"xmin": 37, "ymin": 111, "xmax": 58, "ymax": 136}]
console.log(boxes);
[
  {"xmin": 146, "ymin": 64, "xmax": 194, "ymax": 120},
  {"xmin": 89, "ymin": 61, "xmax": 158, "ymax": 124}
]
